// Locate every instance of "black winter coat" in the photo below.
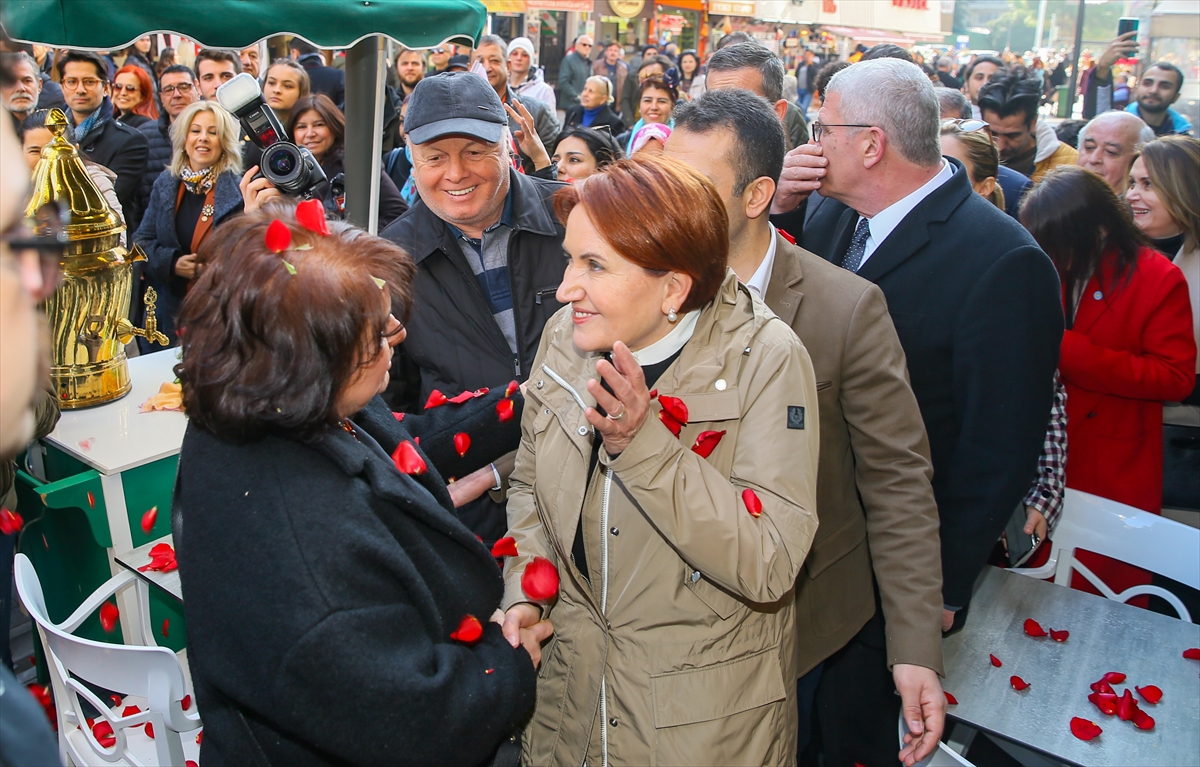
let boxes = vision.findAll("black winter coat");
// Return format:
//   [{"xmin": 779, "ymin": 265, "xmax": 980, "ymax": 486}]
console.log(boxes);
[
  {"xmin": 76, "ymin": 117, "xmax": 148, "ymax": 226},
  {"xmin": 380, "ymin": 169, "xmax": 567, "ymax": 401},
  {"xmin": 177, "ymin": 395, "xmax": 536, "ymax": 767},
  {"xmin": 301, "ymin": 55, "xmax": 346, "ymax": 107},
  {"xmin": 135, "ymin": 112, "xmax": 175, "ymax": 231},
  {"xmin": 560, "ymin": 104, "xmax": 625, "ymax": 137},
  {"xmin": 133, "ymin": 169, "xmax": 243, "ymax": 347}
]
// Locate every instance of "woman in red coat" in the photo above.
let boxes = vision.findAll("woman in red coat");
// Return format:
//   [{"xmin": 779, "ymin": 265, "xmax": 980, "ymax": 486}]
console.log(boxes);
[{"xmin": 1021, "ymin": 166, "xmax": 1196, "ymax": 599}]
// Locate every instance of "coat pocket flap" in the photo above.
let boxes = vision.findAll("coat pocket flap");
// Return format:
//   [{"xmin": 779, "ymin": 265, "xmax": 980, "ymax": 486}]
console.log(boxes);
[
  {"xmin": 651, "ymin": 647, "xmax": 787, "ymax": 728},
  {"xmin": 804, "ymin": 510, "xmax": 868, "ymax": 579},
  {"xmin": 679, "ymin": 390, "xmax": 741, "ymax": 423}
]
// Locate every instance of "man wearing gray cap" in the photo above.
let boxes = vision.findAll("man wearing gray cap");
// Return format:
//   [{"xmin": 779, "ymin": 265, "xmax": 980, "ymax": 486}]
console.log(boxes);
[{"xmin": 381, "ymin": 71, "xmax": 566, "ymax": 544}]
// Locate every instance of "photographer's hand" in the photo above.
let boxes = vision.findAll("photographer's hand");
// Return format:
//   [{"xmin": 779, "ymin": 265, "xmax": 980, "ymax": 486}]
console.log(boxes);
[{"xmin": 240, "ymin": 166, "xmax": 284, "ymax": 213}]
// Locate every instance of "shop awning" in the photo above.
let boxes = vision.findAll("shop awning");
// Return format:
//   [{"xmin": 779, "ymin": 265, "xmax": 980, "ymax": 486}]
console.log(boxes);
[
  {"xmin": 820, "ymin": 24, "xmax": 942, "ymax": 46},
  {"xmin": 0, "ymin": 0, "xmax": 485, "ymax": 51}
]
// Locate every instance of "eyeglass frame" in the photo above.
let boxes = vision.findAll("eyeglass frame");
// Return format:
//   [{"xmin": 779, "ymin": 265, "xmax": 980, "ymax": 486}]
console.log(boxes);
[
  {"xmin": 61, "ymin": 77, "xmax": 106, "ymax": 90},
  {"xmin": 940, "ymin": 118, "xmax": 996, "ymax": 149},
  {"xmin": 111, "ymin": 81, "xmax": 142, "ymax": 93},
  {"xmin": 160, "ymin": 82, "xmax": 196, "ymax": 96},
  {"xmin": 810, "ymin": 121, "xmax": 875, "ymax": 142}
]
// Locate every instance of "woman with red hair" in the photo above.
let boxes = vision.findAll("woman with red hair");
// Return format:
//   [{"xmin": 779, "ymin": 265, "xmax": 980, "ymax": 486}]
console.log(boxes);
[{"xmin": 112, "ymin": 64, "xmax": 158, "ymax": 128}]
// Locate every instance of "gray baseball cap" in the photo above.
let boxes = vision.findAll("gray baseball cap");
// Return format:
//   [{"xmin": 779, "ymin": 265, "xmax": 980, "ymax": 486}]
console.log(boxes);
[{"xmin": 405, "ymin": 71, "xmax": 507, "ymax": 145}]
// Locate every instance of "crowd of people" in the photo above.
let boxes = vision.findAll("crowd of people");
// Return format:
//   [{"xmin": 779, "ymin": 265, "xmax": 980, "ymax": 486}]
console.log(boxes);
[{"xmin": 0, "ymin": 24, "xmax": 1197, "ymax": 767}]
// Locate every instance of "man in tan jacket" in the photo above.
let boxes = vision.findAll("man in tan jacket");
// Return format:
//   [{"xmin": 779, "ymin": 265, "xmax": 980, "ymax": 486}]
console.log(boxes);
[{"xmin": 668, "ymin": 89, "xmax": 946, "ymax": 767}]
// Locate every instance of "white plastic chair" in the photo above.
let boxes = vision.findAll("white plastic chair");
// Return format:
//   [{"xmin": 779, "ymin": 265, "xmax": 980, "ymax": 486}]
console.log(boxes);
[
  {"xmin": 14, "ymin": 554, "xmax": 202, "ymax": 766},
  {"xmin": 1010, "ymin": 488, "xmax": 1200, "ymax": 620},
  {"xmin": 899, "ymin": 715, "xmax": 975, "ymax": 766}
]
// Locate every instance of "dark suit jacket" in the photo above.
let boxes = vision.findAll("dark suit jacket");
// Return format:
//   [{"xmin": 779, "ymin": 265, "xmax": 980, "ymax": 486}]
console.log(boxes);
[
  {"xmin": 765, "ymin": 233, "xmax": 944, "ymax": 676},
  {"xmin": 76, "ymin": 118, "xmax": 149, "ymax": 224},
  {"xmin": 781, "ymin": 160, "xmax": 1063, "ymax": 607},
  {"xmin": 561, "ymin": 105, "xmax": 626, "ymax": 137},
  {"xmin": 301, "ymin": 55, "xmax": 346, "ymax": 107}
]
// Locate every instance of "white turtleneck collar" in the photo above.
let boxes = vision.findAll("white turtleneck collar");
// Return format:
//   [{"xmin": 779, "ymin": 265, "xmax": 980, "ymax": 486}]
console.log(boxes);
[{"xmin": 629, "ymin": 310, "xmax": 700, "ymax": 366}]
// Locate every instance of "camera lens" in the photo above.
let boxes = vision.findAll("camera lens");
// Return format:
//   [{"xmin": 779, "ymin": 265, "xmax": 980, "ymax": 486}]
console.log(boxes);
[{"xmin": 267, "ymin": 147, "xmax": 296, "ymax": 177}]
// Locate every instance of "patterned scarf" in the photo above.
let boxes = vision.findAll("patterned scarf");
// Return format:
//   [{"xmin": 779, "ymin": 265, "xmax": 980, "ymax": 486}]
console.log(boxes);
[
  {"xmin": 73, "ymin": 97, "xmax": 113, "ymax": 144},
  {"xmin": 179, "ymin": 166, "xmax": 215, "ymax": 195}
]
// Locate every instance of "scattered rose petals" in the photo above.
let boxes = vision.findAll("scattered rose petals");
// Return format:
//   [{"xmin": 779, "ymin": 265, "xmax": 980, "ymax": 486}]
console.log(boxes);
[
  {"xmin": 449, "ymin": 615, "xmax": 483, "ymax": 645},
  {"xmin": 99, "ymin": 602, "xmax": 119, "ymax": 633},
  {"xmin": 1135, "ymin": 685, "xmax": 1162, "ymax": 705},
  {"xmin": 264, "ymin": 219, "xmax": 292, "ymax": 253},
  {"xmin": 392, "ymin": 441, "xmax": 426, "ymax": 475},
  {"xmin": 87, "ymin": 491, "xmax": 96, "ymax": 508},
  {"xmin": 140, "ymin": 506, "xmax": 158, "ymax": 534},
  {"xmin": 1103, "ymin": 672, "xmax": 1126, "ymax": 684},
  {"xmin": 505, "ymin": 381, "xmax": 519, "ymax": 398},
  {"xmin": 1070, "ymin": 717, "xmax": 1102, "ymax": 740},
  {"xmin": 145, "ymin": 722, "xmax": 155, "ymax": 739},
  {"xmin": 496, "ymin": 398, "xmax": 515, "ymax": 423},
  {"xmin": 1088, "ymin": 693, "xmax": 1117, "ymax": 716},
  {"xmin": 294, "ymin": 198, "xmax": 331, "ymax": 236},
  {"xmin": 521, "ymin": 556, "xmax": 560, "ymax": 602},
  {"xmin": 140, "ymin": 381, "xmax": 183, "ymax": 412},
  {"xmin": 1010, "ymin": 675, "xmax": 1030, "ymax": 691},
  {"xmin": 1049, "ymin": 628, "xmax": 1069, "ymax": 642},
  {"xmin": 1024, "ymin": 618, "xmax": 1047, "ymax": 637},
  {"xmin": 658, "ymin": 395, "xmax": 689, "ymax": 426},
  {"xmin": 691, "ymin": 430, "xmax": 726, "ymax": 459},
  {"xmin": 1117, "ymin": 689, "xmax": 1138, "ymax": 721},
  {"xmin": 92, "ymin": 719, "xmax": 116, "ymax": 748},
  {"xmin": 0, "ymin": 508, "xmax": 23, "ymax": 535},
  {"xmin": 1184, "ymin": 648, "xmax": 1200, "ymax": 660},
  {"xmin": 454, "ymin": 432, "xmax": 471, "ymax": 457},
  {"xmin": 138, "ymin": 543, "xmax": 177, "ymax": 572},
  {"xmin": 1132, "ymin": 709, "xmax": 1155, "ymax": 730},
  {"xmin": 491, "ymin": 537, "xmax": 518, "ymax": 558},
  {"xmin": 182, "ymin": 694, "xmax": 191, "ymax": 711},
  {"xmin": 658, "ymin": 409, "xmax": 684, "ymax": 437},
  {"xmin": 1091, "ymin": 680, "xmax": 1115, "ymax": 695},
  {"xmin": 945, "ymin": 692, "xmax": 958, "ymax": 705},
  {"xmin": 392, "ymin": 411, "xmax": 406, "ymax": 421},
  {"xmin": 122, "ymin": 705, "xmax": 140, "ymax": 717},
  {"xmin": 424, "ymin": 390, "xmax": 448, "ymax": 409},
  {"xmin": 447, "ymin": 390, "xmax": 476, "ymax": 404},
  {"xmin": 742, "ymin": 488, "xmax": 763, "ymax": 518},
  {"xmin": 989, "ymin": 654, "xmax": 1003, "ymax": 667}
]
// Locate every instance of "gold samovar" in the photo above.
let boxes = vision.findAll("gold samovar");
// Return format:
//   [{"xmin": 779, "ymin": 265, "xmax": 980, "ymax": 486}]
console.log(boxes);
[{"xmin": 26, "ymin": 109, "xmax": 168, "ymax": 409}]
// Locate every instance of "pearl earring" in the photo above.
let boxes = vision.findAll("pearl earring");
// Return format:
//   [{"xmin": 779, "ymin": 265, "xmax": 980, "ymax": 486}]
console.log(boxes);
[{"xmin": 667, "ymin": 308, "xmax": 678, "ymax": 323}]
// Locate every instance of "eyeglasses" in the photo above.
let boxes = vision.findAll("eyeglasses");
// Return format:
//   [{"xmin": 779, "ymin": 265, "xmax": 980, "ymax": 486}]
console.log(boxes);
[
  {"xmin": 577, "ymin": 42, "xmax": 593, "ymax": 47},
  {"xmin": 160, "ymin": 82, "xmax": 195, "ymax": 96},
  {"xmin": 941, "ymin": 118, "xmax": 995, "ymax": 148},
  {"xmin": 430, "ymin": 47, "xmax": 446, "ymax": 54},
  {"xmin": 112, "ymin": 82, "xmax": 141, "ymax": 93},
  {"xmin": 62, "ymin": 77, "xmax": 104, "ymax": 90},
  {"xmin": 810, "ymin": 121, "xmax": 874, "ymax": 142},
  {"xmin": 1, "ymin": 203, "xmax": 67, "ymax": 302}
]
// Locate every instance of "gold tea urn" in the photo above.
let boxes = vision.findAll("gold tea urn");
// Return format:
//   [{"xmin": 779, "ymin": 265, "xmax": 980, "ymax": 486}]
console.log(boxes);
[{"xmin": 26, "ymin": 109, "xmax": 167, "ymax": 409}]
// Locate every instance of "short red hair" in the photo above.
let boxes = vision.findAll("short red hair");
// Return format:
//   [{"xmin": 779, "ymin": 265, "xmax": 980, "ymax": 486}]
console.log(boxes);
[
  {"xmin": 554, "ymin": 155, "xmax": 728, "ymax": 313},
  {"xmin": 114, "ymin": 65, "xmax": 159, "ymax": 120}
]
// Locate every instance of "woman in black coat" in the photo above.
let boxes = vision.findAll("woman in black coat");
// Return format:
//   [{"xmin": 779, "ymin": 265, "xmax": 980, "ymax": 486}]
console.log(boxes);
[
  {"xmin": 174, "ymin": 202, "xmax": 543, "ymax": 767},
  {"xmin": 560, "ymin": 75, "xmax": 625, "ymax": 138},
  {"xmin": 133, "ymin": 101, "xmax": 243, "ymax": 349}
]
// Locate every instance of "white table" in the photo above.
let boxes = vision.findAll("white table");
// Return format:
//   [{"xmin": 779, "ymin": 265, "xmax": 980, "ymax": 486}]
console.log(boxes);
[
  {"xmin": 41, "ymin": 349, "xmax": 187, "ymax": 642},
  {"xmin": 942, "ymin": 566, "xmax": 1200, "ymax": 767},
  {"xmin": 114, "ymin": 534, "xmax": 182, "ymax": 603}
]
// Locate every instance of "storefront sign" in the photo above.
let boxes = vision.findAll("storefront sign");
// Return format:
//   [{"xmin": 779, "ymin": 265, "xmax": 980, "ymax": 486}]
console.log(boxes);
[
  {"xmin": 608, "ymin": 0, "xmax": 645, "ymax": 18},
  {"xmin": 891, "ymin": 0, "xmax": 929, "ymax": 8},
  {"xmin": 527, "ymin": 0, "xmax": 594, "ymax": 10},
  {"xmin": 659, "ymin": 14, "xmax": 686, "ymax": 33},
  {"xmin": 822, "ymin": 0, "xmax": 837, "ymax": 13},
  {"xmin": 484, "ymin": 0, "xmax": 527, "ymax": 12},
  {"xmin": 710, "ymin": 1, "xmax": 754, "ymax": 15}
]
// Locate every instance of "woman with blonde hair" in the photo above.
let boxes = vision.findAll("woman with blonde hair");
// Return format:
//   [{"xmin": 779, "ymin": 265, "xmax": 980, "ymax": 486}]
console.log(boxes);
[
  {"xmin": 940, "ymin": 119, "xmax": 1005, "ymax": 210},
  {"xmin": 133, "ymin": 101, "xmax": 244, "ymax": 347},
  {"xmin": 561, "ymin": 74, "xmax": 625, "ymax": 136}
]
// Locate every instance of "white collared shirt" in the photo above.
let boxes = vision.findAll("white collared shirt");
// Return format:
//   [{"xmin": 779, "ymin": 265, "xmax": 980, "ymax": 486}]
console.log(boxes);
[
  {"xmin": 631, "ymin": 309, "xmax": 700, "ymax": 366},
  {"xmin": 745, "ymin": 225, "xmax": 779, "ymax": 298},
  {"xmin": 855, "ymin": 159, "xmax": 955, "ymax": 270}
]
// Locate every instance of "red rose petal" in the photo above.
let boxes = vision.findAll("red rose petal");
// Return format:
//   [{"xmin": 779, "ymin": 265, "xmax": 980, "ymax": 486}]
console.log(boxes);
[
  {"xmin": 505, "ymin": 381, "xmax": 519, "ymax": 398},
  {"xmin": 1184, "ymin": 648, "xmax": 1200, "ymax": 660},
  {"xmin": 1135, "ymin": 685, "xmax": 1162, "ymax": 705},
  {"xmin": 742, "ymin": 488, "xmax": 763, "ymax": 517},
  {"xmin": 109, "ymin": 694, "xmax": 122, "ymax": 708},
  {"xmin": 648, "ymin": 389, "xmax": 658, "ymax": 400},
  {"xmin": 945, "ymin": 692, "xmax": 958, "ymax": 705},
  {"xmin": 145, "ymin": 721, "xmax": 155, "ymax": 739},
  {"xmin": 140, "ymin": 506, "xmax": 158, "ymax": 534},
  {"xmin": 392, "ymin": 411, "xmax": 406, "ymax": 421},
  {"xmin": 1088, "ymin": 693, "xmax": 1117, "ymax": 716},
  {"xmin": 0, "ymin": 508, "xmax": 24, "ymax": 535},
  {"xmin": 473, "ymin": 387, "xmax": 490, "ymax": 398},
  {"xmin": 521, "ymin": 556, "xmax": 560, "ymax": 602},
  {"xmin": 1103, "ymin": 672, "xmax": 1126, "ymax": 684},
  {"xmin": 391, "ymin": 440, "xmax": 426, "ymax": 475},
  {"xmin": 989, "ymin": 654, "xmax": 1003, "ymax": 667},
  {"xmin": 1049, "ymin": 628, "xmax": 1069, "ymax": 642},
  {"xmin": 658, "ymin": 395, "xmax": 689, "ymax": 426},
  {"xmin": 690, "ymin": 430, "xmax": 727, "ymax": 459},
  {"xmin": 182, "ymin": 694, "xmax": 192, "ymax": 711},
  {"xmin": 87, "ymin": 491, "xmax": 96, "ymax": 508},
  {"xmin": 187, "ymin": 761, "xmax": 199, "ymax": 767},
  {"xmin": 1132, "ymin": 709, "xmax": 1155, "ymax": 730},
  {"xmin": 454, "ymin": 432, "xmax": 471, "ymax": 458},
  {"xmin": 1117, "ymin": 689, "xmax": 1138, "ymax": 721},
  {"xmin": 122, "ymin": 704, "xmax": 140, "ymax": 717},
  {"xmin": 99, "ymin": 602, "xmax": 119, "ymax": 633},
  {"xmin": 447, "ymin": 390, "xmax": 476, "ymax": 404},
  {"xmin": 484, "ymin": 668, "xmax": 494, "ymax": 674},
  {"xmin": 1070, "ymin": 717, "xmax": 1102, "ymax": 740},
  {"xmin": 449, "ymin": 614, "xmax": 483, "ymax": 645},
  {"xmin": 490, "ymin": 537, "xmax": 518, "ymax": 558},
  {"xmin": 264, "ymin": 219, "xmax": 292, "ymax": 253},
  {"xmin": 424, "ymin": 390, "xmax": 448, "ymax": 409},
  {"xmin": 294, "ymin": 198, "xmax": 331, "ymax": 236},
  {"xmin": 1023, "ymin": 618, "xmax": 1047, "ymax": 637},
  {"xmin": 1091, "ymin": 680, "xmax": 1115, "ymax": 695},
  {"xmin": 496, "ymin": 398, "xmax": 515, "ymax": 423},
  {"xmin": 162, "ymin": 618, "xmax": 170, "ymax": 637},
  {"xmin": 196, "ymin": 731, "xmax": 203, "ymax": 744},
  {"xmin": 1010, "ymin": 675, "xmax": 1030, "ymax": 691},
  {"xmin": 658, "ymin": 410, "xmax": 684, "ymax": 437}
]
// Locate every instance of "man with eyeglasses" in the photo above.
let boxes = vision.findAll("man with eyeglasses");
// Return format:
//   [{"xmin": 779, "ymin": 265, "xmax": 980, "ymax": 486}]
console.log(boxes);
[
  {"xmin": 557, "ymin": 35, "xmax": 593, "ymax": 115},
  {"xmin": 56, "ymin": 51, "xmax": 148, "ymax": 227},
  {"xmin": 133, "ymin": 64, "xmax": 201, "ymax": 231},
  {"xmin": 427, "ymin": 45, "xmax": 455, "ymax": 76}
]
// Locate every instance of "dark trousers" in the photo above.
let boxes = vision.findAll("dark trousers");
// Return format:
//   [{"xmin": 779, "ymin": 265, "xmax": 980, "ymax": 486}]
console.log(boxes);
[{"xmin": 799, "ymin": 602, "xmax": 901, "ymax": 767}]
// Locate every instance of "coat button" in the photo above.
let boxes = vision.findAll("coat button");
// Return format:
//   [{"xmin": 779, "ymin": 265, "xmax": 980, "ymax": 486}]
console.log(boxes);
[
  {"xmin": 536, "ymin": 379, "xmax": 544, "ymax": 389},
  {"xmin": 610, "ymin": 527, "xmax": 619, "ymax": 536},
  {"xmin": 609, "ymin": 717, "xmax": 618, "ymax": 727},
  {"xmin": 577, "ymin": 426, "xmax": 589, "ymax": 436},
  {"xmin": 715, "ymin": 378, "xmax": 727, "ymax": 391},
  {"xmin": 544, "ymin": 408, "xmax": 551, "ymax": 415},
  {"xmin": 1093, "ymin": 291, "xmax": 1103, "ymax": 300},
  {"xmin": 691, "ymin": 570, "xmax": 701, "ymax": 583}
]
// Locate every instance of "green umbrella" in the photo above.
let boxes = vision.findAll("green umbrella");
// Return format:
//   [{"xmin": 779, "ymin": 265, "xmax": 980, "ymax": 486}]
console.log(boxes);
[{"xmin": 0, "ymin": 0, "xmax": 484, "ymax": 50}]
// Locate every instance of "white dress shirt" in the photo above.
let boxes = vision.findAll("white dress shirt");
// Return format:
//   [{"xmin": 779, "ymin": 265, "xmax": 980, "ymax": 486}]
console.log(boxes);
[
  {"xmin": 855, "ymin": 160, "xmax": 955, "ymax": 270},
  {"xmin": 745, "ymin": 224, "xmax": 779, "ymax": 297}
]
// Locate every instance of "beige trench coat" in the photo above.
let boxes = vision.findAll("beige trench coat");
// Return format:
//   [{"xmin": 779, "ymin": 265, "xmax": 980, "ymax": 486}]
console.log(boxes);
[{"xmin": 503, "ymin": 272, "xmax": 820, "ymax": 767}]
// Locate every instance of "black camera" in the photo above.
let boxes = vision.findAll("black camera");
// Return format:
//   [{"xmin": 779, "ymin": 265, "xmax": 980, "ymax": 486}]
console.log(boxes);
[{"xmin": 216, "ymin": 73, "xmax": 327, "ymax": 198}]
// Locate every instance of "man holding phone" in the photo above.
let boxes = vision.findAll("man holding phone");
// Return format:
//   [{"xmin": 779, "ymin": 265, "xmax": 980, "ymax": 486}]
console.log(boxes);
[{"xmin": 1082, "ymin": 26, "xmax": 1138, "ymax": 120}]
